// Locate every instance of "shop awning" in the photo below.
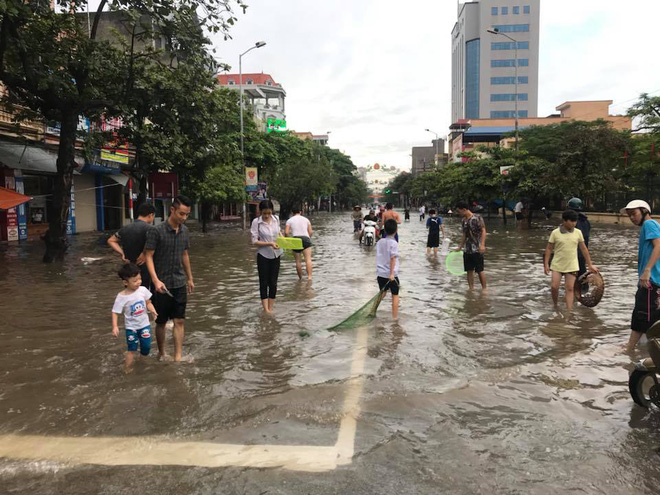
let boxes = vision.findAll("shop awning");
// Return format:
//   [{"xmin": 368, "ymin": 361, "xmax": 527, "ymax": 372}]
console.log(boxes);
[
  {"xmin": 108, "ymin": 173, "xmax": 129, "ymax": 186},
  {"xmin": 0, "ymin": 186, "xmax": 32, "ymax": 210},
  {"xmin": 0, "ymin": 141, "xmax": 85, "ymax": 174}
]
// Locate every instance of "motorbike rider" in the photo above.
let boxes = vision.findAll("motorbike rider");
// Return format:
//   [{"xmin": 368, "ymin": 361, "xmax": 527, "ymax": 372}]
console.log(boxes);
[
  {"xmin": 624, "ymin": 199, "xmax": 660, "ymax": 353},
  {"xmin": 360, "ymin": 209, "xmax": 379, "ymax": 243}
]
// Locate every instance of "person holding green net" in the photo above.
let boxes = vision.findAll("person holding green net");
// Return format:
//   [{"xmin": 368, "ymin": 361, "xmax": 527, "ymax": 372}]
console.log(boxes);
[{"xmin": 376, "ymin": 219, "xmax": 400, "ymax": 319}]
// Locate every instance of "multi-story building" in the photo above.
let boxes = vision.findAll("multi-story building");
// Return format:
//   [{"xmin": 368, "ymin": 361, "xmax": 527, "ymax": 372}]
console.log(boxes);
[
  {"xmin": 451, "ymin": 0, "xmax": 540, "ymax": 122},
  {"xmin": 217, "ymin": 73, "xmax": 286, "ymax": 132},
  {"xmin": 411, "ymin": 139, "xmax": 446, "ymax": 176}
]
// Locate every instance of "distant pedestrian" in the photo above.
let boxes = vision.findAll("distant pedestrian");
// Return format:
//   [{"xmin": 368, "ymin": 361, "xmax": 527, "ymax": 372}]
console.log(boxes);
[
  {"xmin": 107, "ymin": 203, "xmax": 156, "ymax": 288},
  {"xmin": 251, "ymin": 199, "xmax": 283, "ymax": 313},
  {"xmin": 624, "ymin": 200, "xmax": 660, "ymax": 352},
  {"xmin": 404, "ymin": 208, "xmax": 410, "ymax": 222},
  {"xmin": 568, "ymin": 197, "xmax": 591, "ymax": 280},
  {"xmin": 455, "ymin": 201, "xmax": 487, "ymax": 290},
  {"xmin": 286, "ymin": 206, "xmax": 313, "ymax": 280},
  {"xmin": 144, "ymin": 196, "xmax": 194, "ymax": 362},
  {"xmin": 426, "ymin": 209, "xmax": 445, "ymax": 255},
  {"xmin": 351, "ymin": 205, "xmax": 363, "ymax": 232},
  {"xmin": 111, "ymin": 263, "xmax": 157, "ymax": 373},
  {"xmin": 543, "ymin": 209, "xmax": 598, "ymax": 310},
  {"xmin": 515, "ymin": 200, "xmax": 524, "ymax": 223},
  {"xmin": 376, "ymin": 219, "xmax": 400, "ymax": 319},
  {"xmin": 419, "ymin": 205, "xmax": 425, "ymax": 221}
]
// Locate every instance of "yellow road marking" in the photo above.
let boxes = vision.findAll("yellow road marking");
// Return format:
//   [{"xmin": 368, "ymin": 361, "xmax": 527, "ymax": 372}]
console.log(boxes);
[{"xmin": 0, "ymin": 326, "xmax": 370, "ymax": 472}]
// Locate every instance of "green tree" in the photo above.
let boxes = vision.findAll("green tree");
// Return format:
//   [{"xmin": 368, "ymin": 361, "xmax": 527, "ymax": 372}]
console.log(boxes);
[
  {"xmin": 0, "ymin": 0, "xmax": 244, "ymax": 261},
  {"xmin": 628, "ymin": 93, "xmax": 660, "ymax": 133}
]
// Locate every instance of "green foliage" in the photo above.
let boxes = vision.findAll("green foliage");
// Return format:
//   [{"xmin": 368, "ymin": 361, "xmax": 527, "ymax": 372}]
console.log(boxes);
[{"xmin": 628, "ymin": 93, "xmax": 660, "ymax": 133}]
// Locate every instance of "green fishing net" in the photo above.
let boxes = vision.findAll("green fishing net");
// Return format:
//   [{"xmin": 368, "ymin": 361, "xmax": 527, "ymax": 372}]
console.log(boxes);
[{"xmin": 328, "ymin": 290, "xmax": 387, "ymax": 331}]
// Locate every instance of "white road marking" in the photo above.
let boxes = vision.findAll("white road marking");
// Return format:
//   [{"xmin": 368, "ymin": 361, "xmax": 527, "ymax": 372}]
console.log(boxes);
[{"xmin": 0, "ymin": 326, "xmax": 370, "ymax": 472}]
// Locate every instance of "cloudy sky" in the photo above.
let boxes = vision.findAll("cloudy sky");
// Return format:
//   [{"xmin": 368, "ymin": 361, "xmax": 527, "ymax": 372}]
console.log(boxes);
[{"xmin": 209, "ymin": 0, "xmax": 660, "ymax": 170}]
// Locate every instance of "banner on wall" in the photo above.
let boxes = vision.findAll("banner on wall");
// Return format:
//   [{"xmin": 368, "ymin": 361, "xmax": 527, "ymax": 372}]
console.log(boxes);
[
  {"xmin": 245, "ymin": 167, "xmax": 258, "ymax": 187},
  {"xmin": 13, "ymin": 170, "xmax": 27, "ymax": 241},
  {"xmin": 66, "ymin": 182, "xmax": 76, "ymax": 235}
]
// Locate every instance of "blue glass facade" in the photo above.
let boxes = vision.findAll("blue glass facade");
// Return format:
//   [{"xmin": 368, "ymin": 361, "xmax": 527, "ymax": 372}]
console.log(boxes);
[
  {"xmin": 491, "ymin": 110, "xmax": 529, "ymax": 118},
  {"xmin": 491, "ymin": 76, "xmax": 529, "ymax": 85},
  {"xmin": 465, "ymin": 39, "xmax": 480, "ymax": 118},
  {"xmin": 491, "ymin": 93, "xmax": 528, "ymax": 102},
  {"xmin": 491, "ymin": 41, "xmax": 529, "ymax": 50},
  {"xmin": 492, "ymin": 24, "xmax": 530, "ymax": 33}
]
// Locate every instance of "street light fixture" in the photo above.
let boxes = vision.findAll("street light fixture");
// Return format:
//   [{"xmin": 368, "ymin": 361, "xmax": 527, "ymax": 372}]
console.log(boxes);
[
  {"xmin": 239, "ymin": 41, "xmax": 266, "ymax": 230},
  {"xmin": 425, "ymin": 128, "xmax": 440, "ymax": 167},
  {"xmin": 487, "ymin": 28, "xmax": 519, "ymax": 157}
]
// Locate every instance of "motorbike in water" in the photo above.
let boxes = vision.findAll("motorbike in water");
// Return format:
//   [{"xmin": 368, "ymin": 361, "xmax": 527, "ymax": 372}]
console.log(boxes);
[
  {"xmin": 361, "ymin": 220, "xmax": 378, "ymax": 246},
  {"xmin": 629, "ymin": 321, "xmax": 660, "ymax": 408}
]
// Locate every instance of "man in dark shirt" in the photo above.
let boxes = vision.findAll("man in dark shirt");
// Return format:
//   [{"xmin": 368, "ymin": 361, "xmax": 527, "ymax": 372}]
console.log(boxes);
[
  {"xmin": 568, "ymin": 197, "xmax": 591, "ymax": 278},
  {"xmin": 145, "ymin": 196, "xmax": 194, "ymax": 362},
  {"xmin": 107, "ymin": 203, "xmax": 156, "ymax": 287}
]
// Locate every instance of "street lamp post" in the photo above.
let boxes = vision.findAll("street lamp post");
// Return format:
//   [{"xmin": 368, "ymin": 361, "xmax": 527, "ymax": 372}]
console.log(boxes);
[
  {"xmin": 239, "ymin": 41, "xmax": 266, "ymax": 230},
  {"xmin": 425, "ymin": 128, "xmax": 440, "ymax": 167},
  {"xmin": 487, "ymin": 28, "xmax": 519, "ymax": 156}
]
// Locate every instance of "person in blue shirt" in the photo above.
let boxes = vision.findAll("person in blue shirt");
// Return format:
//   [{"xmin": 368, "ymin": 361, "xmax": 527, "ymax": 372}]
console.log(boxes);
[
  {"xmin": 425, "ymin": 209, "xmax": 445, "ymax": 255},
  {"xmin": 625, "ymin": 200, "xmax": 660, "ymax": 352}
]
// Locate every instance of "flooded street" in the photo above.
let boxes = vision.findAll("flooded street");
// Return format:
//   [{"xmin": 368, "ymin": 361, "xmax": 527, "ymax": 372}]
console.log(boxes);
[{"xmin": 2, "ymin": 212, "xmax": 660, "ymax": 494}]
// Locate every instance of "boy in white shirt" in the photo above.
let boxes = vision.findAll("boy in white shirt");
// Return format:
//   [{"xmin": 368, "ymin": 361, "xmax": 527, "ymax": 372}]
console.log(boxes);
[
  {"xmin": 285, "ymin": 207, "xmax": 313, "ymax": 280},
  {"xmin": 376, "ymin": 219, "xmax": 400, "ymax": 318},
  {"xmin": 112, "ymin": 263, "xmax": 158, "ymax": 372}
]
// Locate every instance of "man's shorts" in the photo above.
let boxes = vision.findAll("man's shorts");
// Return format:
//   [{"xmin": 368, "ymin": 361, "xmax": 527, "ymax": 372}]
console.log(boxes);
[
  {"xmin": 293, "ymin": 236, "xmax": 313, "ymax": 253},
  {"xmin": 515, "ymin": 212, "xmax": 524, "ymax": 221},
  {"xmin": 377, "ymin": 276, "xmax": 400, "ymax": 296},
  {"xmin": 353, "ymin": 220, "xmax": 361, "ymax": 231},
  {"xmin": 463, "ymin": 252, "xmax": 485, "ymax": 273},
  {"xmin": 427, "ymin": 232, "xmax": 440, "ymax": 248},
  {"xmin": 126, "ymin": 326, "xmax": 151, "ymax": 355},
  {"xmin": 631, "ymin": 284, "xmax": 660, "ymax": 333},
  {"xmin": 153, "ymin": 286, "xmax": 187, "ymax": 324}
]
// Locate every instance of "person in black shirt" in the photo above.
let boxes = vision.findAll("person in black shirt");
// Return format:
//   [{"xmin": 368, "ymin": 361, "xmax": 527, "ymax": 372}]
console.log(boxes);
[
  {"xmin": 426, "ymin": 209, "xmax": 445, "ymax": 255},
  {"xmin": 107, "ymin": 203, "xmax": 156, "ymax": 288}
]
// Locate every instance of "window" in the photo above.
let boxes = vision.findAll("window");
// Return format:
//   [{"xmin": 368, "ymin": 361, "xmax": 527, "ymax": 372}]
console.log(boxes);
[
  {"xmin": 465, "ymin": 39, "xmax": 481, "ymax": 119},
  {"xmin": 513, "ymin": 6, "xmax": 519, "ymax": 14},
  {"xmin": 228, "ymin": 80, "xmax": 235, "ymax": 85},
  {"xmin": 523, "ymin": 5, "xmax": 530, "ymax": 14},
  {"xmin": 266, "ymin": 80, "xmax": 272, "ymax": 86},
  {"xmin": 518, "ymin": 58, "xmax": 529, "ymax": 66},
  {"xmin": 246, "ymin": 79, "xmax": 253, "ymax": 85},
  {"xmin": 492, "ymin": 24, "xmax": 530, "ymax": 32},
  {"xmin": 491, "ymin": 76, "xmax": 529, "ymax": 84},
  {"xmin": 492, "ymin": 59, "xmax": 516, "ymax": 67},
  {"xmin": 492, "ymin": 6, "xmax": 498, "ymax": 15},
  {"xmin": 491, "ymin": 41, "xmax": 529, "ymax": 50},
  {"xmin": 490, "ymin": 110, "xmax": 529, "ymax": 118},
  {"xmin": 501, "ymin": 6, "xmax": 508, "ymax": 15},
  {"xmin": 491, "ymin": 93, "xmax": 528, "ymax": 102}
]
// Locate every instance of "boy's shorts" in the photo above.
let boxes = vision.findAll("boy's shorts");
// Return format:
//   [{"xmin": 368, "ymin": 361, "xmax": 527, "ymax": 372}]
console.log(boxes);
[
  {"xmin": 292, "ymin": 236, "xmax": 313, "ymax": 253},
  {"xmin": 153, "ymin": 286, "xmax": 187, "ymax": 323},
  {"xmin": 463, "ymin": 252, "xmax": 484, "ymax": 273},
  {"xmin": 126, "ymin": 326, "xmax": 151, "ymax": 355},
  {"xmin": 631, "ymin": 284, "xmax": 660, "ymax": 333},
  {"xmin": 427, "ymin": 232, "xmax": 440, "ymax": 248},
  {"xmin": 377, "ymin": 276, "xmax": 400, "ymax": 296}
]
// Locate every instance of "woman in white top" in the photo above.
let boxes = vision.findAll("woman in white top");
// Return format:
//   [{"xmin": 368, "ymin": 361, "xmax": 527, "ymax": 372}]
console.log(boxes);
[
  {"xmin": 285, "ymin": 206, "xmax": 313, "ymax": 280},
  {"xmin": 250, "ymin": 200, "xmax": 283, "ymax": 313}
]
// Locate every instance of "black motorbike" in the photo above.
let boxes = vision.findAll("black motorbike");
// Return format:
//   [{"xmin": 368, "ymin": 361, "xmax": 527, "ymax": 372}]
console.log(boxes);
[{"xmin": 629, "ymin": 321, "xmax": 660, "ymax": 408}]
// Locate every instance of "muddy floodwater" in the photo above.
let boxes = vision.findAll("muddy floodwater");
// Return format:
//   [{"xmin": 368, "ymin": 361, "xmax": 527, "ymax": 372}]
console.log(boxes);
[{"xmin": 1, "ymin": 212, "xmax": 660, "ymax": 494}]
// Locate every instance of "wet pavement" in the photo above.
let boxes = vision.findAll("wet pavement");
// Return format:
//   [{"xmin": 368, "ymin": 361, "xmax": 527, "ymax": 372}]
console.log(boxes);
[{"xmin": 1, "ymin": 212, "xmax": 660, "ymax": 494}]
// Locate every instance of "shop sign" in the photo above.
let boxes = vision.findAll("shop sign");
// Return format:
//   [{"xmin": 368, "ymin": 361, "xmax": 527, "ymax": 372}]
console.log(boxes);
[
  {"xmin": 266, "ymin": 118, "xmax": 286, "ymax": 133},
  {"xmin": 66, "ymin": 183, "xmax": 76, "ymax": 235},
  {"xmin": 6, "ymin": 207, "xmax": 18, "ymax": 241},
  {"xmin": 13, "ymin": 171, "xmax": 27, "ymax": 241}
]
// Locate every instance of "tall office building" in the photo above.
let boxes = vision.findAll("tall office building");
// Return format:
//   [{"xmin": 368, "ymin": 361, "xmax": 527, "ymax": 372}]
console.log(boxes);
[{"xmin": 451, "ymin": 0, "xmax": 540, "ymax": 123}]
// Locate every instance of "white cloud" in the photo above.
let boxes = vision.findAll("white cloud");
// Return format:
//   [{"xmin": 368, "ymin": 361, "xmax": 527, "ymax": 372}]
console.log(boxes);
[{"xmin": 210, "ymin": 0, "xmax": 660, "ymax": 170}]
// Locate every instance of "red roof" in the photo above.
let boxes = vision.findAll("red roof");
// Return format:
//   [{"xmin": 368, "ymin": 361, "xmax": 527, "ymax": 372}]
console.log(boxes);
[
  {"xmin": 0, "ymin": 186, "xmax": 32, "ymax": 210},
  {"xmin": 216, "ymin": 73, "xmax": 281, "ymax": 87}
]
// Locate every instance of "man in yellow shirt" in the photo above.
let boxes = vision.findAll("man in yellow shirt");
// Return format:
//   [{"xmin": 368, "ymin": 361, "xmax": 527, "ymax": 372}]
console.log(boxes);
[{"xmin": 543, "ymin": 209, "xmax": 598, "ymax": 310}]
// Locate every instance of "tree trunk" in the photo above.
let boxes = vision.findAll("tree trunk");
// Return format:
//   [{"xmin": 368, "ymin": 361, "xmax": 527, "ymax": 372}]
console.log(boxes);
[
  {"xmin": 43, "ymin": 111, "xmax": 78, "ymax": 263},
  {"xmin": 201, "ymin": 201, "xmax": 208, "ymax": 234}
]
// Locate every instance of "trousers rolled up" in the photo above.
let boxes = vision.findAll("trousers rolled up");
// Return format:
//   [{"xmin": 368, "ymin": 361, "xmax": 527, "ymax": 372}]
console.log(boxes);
[{"xmin": 257, "ymin": 253, "xmax": 281, "ymax": 300}]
